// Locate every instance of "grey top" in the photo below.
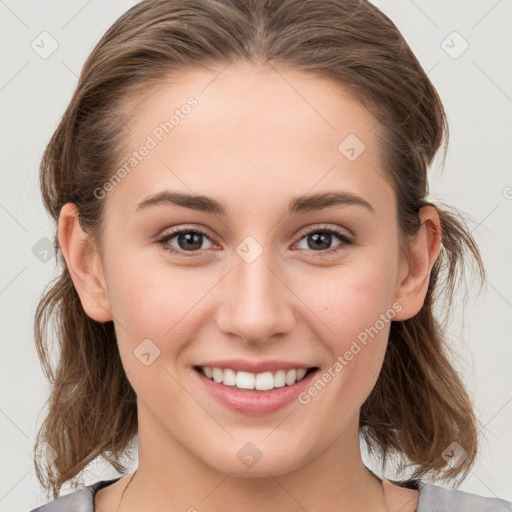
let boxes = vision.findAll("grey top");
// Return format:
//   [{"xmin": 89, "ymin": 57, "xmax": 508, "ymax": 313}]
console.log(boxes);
[{"xmin": 29, "ymin": 477, "xmax": 512, "ymax": 511}]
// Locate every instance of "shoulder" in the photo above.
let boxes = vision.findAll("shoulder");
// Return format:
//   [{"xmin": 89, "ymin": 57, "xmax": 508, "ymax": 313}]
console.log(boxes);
[
  {"xmin": 416, "ymin": 481, "xmax": 512, "ymax": 512},
  {"xmin": 28, "ymin": 478, "xmax": 120, "ymax": 512},
  {"xmin": 27, "ymin": 477, "xmax": 512, "ymax": 512}
]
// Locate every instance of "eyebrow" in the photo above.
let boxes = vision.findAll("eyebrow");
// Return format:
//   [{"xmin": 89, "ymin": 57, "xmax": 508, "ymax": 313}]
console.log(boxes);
[{"xmin": 136, "ymin": 190, "xmax": 375, "ymax": 216}]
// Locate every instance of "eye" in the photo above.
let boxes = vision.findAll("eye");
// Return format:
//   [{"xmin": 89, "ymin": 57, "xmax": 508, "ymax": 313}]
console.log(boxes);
[
  {"xmin": 156, "ymin": 224, "xmax": 354, "ymax": 258},
  {"xmin": 156, "ymin": 227, "xmax": 214, "ymax": 256},
  {"xmin": 294, "ymin": 225, "xmax": 354, "ymax": 256}
]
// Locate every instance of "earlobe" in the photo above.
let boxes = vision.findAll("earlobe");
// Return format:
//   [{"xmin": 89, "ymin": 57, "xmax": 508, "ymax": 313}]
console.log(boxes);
[
  {"xmin": 58, "ymin": 202, "xmax": 113, "ymax": 323},
  {"xmin": 393, "ymin": 205, "xmax": 442, "ymax": 321}
]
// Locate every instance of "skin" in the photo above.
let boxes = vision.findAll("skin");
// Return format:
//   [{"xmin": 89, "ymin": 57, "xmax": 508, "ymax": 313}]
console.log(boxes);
[{"xmin": 58, "ymin": 62, "xmax": 441, "ymax": 511}]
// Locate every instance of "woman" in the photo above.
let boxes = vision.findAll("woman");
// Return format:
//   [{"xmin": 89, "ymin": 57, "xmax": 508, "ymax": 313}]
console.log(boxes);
[{"xmin": 30, "ymin": 0, "xmax": 511, "ymax": 510}]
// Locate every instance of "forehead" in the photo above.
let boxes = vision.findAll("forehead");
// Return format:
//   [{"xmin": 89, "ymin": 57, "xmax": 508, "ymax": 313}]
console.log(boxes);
[{"xmin": 108, "ymin": 62, "xmax": 392, "ymax": 215}]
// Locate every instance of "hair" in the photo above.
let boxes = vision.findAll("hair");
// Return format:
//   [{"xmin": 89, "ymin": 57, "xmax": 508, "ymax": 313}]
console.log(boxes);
[{"xmin": 34, "ymin": 0, "xmax": 486, "ymax": 499}]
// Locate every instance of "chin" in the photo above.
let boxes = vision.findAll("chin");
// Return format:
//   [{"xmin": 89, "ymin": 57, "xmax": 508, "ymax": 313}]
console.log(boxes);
[{"xmin": 197, "ymin": 438, "xmax": 314, "ymax": 478}]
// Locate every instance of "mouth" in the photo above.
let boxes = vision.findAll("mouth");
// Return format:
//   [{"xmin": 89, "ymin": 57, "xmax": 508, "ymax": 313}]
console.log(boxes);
[
  {"xmin": 193, "ymin": 362, "xmax": 320, "ymax": 415},
  {"xmin": 193, "ymin": 365, "xmax": 317, "ymax": 392}
]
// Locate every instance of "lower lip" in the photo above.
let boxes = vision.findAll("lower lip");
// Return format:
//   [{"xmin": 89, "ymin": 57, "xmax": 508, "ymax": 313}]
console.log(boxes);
[{"xmin": 194, "ymin": 368, "xmax": 318, "ymax": 415}]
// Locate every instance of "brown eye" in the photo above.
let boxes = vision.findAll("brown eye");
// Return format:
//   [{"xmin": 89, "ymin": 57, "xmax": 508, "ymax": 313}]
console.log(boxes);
[
  {"xmin": 157, "ymin": 228, "xmax": 214, "ymax": 255},
  {"xmin": 295, "ymin": 226, "xmax": 354, "ymax": 255}
]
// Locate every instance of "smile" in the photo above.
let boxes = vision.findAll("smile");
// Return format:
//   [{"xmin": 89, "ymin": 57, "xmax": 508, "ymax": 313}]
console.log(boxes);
[
  {"xmin": 197, "ymin": 366, "xmax": 312, "ymax": 391},
  {"xmin": 193, "ymin": 362, "xmax": 320, "ymax": 415}
]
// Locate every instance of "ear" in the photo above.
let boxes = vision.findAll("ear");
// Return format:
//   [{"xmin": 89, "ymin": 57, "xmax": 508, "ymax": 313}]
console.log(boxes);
[
  {"xmin": 58, "ymin": 202, "xmax": 113, "ymax": 323},
  {"xmin": 392, "ymin": 205, "xmax": 442, "ymax": 321}
]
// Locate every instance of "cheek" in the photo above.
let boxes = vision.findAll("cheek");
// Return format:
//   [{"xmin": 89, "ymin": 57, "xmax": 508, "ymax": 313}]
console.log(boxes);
[
  {"xmin": 309, "ymin": 254, "xmax": 399, "ymax": 342},
  {"xmin": 103, "ymin": 241, "xmax": 198, "ymax": 332},
  {"xmin": 298, "ymin": 249, "xmax": 400, "ymax": 405},
  {"xmin": 107, "ymin": 263, "xmax": 198, "ymax": 400},
  {"xmin": 104, "ymin": 251, "xmax": 221, "ymax": 375},
  {"xmin": 108, "ymin": 270, "xmax": 172, "ymax": 333}
]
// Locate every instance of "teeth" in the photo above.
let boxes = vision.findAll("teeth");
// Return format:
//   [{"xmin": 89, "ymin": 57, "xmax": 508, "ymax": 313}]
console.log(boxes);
[
  {"xmin": 296, "ymin": 368, "xmax": 307, "ymax": 380},
  {"xmin": 236, "ymin": 371, "xmax": 255, "ymax": 390},
  {"xmin": 285, "ymin": 369, "xmax": 297, "ymax": 386},
  {"xmin": 199, "ymin": 366, "xmax": 311, "ymax": 390},
  {"xmin": 274, "ymin": 370, "xmax": 286, "ymax": 388},
  {"xmin": 212, "ymin": 367, "xmax": 223, "ymax": 383},
  {"xmin": 255, "ymin": 372, "xmax": 274, "ymax": 391},
  {"xmin": 223, "ymin": 368, "xmax": 236, "ymax": 386}
]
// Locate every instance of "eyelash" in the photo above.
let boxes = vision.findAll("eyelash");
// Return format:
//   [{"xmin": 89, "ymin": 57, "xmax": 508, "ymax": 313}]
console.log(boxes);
[{"xmin": 156, "ymin": 224, "xmax": 354, "ymax": 258}]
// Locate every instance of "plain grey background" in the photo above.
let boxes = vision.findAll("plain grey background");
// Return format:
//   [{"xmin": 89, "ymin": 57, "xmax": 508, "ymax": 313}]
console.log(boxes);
[{"xmin": 1, "ymin": 1, "xmax": 511, "ymax": 510}]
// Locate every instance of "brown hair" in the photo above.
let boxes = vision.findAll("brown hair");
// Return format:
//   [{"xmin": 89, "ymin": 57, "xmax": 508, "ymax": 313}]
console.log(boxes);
[{"xmin": 34, "ymin": 0, "xmax": 485, "ymax": 499}]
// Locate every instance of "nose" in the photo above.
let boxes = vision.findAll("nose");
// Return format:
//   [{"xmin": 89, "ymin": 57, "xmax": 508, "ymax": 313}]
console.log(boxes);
[{"xmin": 214, "ymin": 241, "xmax": 295, "ymax": 345}]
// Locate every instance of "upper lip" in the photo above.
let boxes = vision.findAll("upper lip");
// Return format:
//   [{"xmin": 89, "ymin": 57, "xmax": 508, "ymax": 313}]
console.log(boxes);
[{"xmin": 194, "ymin": 359, "xmax": 318, "ymax": 374}]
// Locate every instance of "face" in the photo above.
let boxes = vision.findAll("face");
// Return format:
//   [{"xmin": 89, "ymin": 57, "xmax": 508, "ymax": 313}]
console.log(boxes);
[{"xmin": 86, "ymin": 63, "xmax": 412, "ymax": 476}]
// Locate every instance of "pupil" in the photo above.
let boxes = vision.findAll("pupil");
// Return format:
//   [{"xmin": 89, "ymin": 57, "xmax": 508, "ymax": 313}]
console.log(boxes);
[
  {"xmin": 310, "ymin": 232, "xmax": 331, "ymax": 250},
  {"xmin": 179, "ymin": 232, "xmax": 202, "ymax": 250}
]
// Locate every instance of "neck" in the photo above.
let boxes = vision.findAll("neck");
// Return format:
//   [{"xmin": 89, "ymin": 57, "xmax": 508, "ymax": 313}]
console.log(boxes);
[{"xmin": 120, "ymin": 410, "xmax": 388, "ymax": 512}]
